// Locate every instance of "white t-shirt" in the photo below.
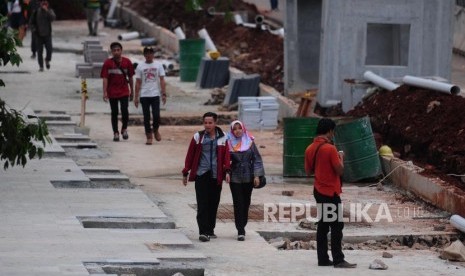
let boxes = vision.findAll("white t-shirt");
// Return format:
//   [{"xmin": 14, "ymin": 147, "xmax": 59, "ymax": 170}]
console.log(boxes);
[{"xmin": 135, "ymin": 61, "xmax": 166, "ymax": 97}]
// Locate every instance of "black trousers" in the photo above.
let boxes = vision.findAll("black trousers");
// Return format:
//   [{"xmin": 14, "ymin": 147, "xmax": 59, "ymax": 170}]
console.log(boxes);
[
  {"xmin": 229, "ymin": 182, "xmax": 253, "ymax": 235},
  {"xmin": 109, "ymin": 96, "xmax": 129, "ymax": 134},
  {"xmin": 36, "ymin": 35, "xmax": 52, "ymax": 69},
  {"xmin": 140, "ymin": 96, "xmax": 160, "ymax": 134},
  {"xmin": 313, "ymin": 188, "xmax": 345, "ymax": 264},
  {"xmin": 31, "ymin": 31, "xmax": 37, "ymax": 54},
  {"xmin": 195, "ymin": 172, "xmax": 222, "ymax": 236}
]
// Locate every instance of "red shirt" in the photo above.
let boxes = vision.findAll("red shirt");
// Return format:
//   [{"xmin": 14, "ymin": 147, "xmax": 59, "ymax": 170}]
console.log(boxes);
[
  {"xmin": 100, "ymin": 57, "xmax": 134, "ymax": 98},
  {"xmin": 304, "ymin": 136, "xmax": 343, "ymax": 197}
]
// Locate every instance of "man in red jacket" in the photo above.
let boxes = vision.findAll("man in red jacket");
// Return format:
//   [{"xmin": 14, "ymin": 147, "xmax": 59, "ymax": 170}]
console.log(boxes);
[
  {"xmin": 305, "ymin": 118, "xmax": 356, "ymax": 268},
  {"xmin": 101, "ymin": 42, "xmax": 134, "ymax": 142},
  {"xmin": 182, "ymin": 112, "xmax": 231, "ymax": 242}
]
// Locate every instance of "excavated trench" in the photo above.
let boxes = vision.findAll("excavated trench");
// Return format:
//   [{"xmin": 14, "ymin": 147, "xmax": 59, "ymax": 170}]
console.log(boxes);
[{"xmin": 258, "ymin": 231, "xmax": 461, "ymax": 252}]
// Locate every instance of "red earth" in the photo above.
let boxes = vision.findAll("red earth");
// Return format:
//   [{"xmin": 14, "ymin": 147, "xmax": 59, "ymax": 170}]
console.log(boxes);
[
  {"xmin": 128, "ymin": 0, "xmax": 284, "ymax": 92},
  {"xmin": 348, "ymin": 85, "xmax": 465, "ymax": 187}
]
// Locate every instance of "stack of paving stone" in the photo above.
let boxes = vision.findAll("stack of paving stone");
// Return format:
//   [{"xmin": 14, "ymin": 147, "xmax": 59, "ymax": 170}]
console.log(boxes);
[
  {"xmin": 238, "ymin": 96, "xmax": 279, "ymax": 130},
  {"xmin": 76, "ymin": 40, "xmax": 108, "ymax": 78}
]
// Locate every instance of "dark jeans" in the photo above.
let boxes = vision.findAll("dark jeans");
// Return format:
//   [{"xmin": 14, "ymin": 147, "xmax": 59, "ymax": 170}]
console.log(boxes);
[
  {"xmin": 36, "ymin": 35, "xmax": 52, "ymax": 69},
  {"xmin": 195, "ymin": 171, "xmax": 222, "ymax": 236},
  {"xmin": 140, "ymin": 96, "xmax": 160, "ymax": 134},
  {"xmin": 31, "ymin": 32, "xmax": 37, "ymax": 54},
  {"xmin": 109, "ymin": 96, "xmax": 129, "ymax": 134},
  {"xmin": 229, "ymin": 182, "xmax": 253, "ymax": 235},
  {"xmin": 313, "ymin": 188, "xmax": 345, "ymax": 264}
]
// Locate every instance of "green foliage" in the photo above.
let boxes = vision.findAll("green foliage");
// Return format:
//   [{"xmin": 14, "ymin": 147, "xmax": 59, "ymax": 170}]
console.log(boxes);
[
  {"xmin": 0, "ymin": 14, "xmax": 51, "ymax": 170},
  {"xmin": 0, "ymin": 15, "xmax": 22, "ymax": 70},
  {"xmin": 0, "ymin": 101, "xmax": 52, "ymax": 169}
]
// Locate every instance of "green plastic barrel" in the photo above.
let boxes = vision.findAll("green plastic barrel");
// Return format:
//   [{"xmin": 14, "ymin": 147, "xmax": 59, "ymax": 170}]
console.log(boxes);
[
  {"xmin": 283, "ymin": 117, "xmax": 320, "ymax": 177},
  {"xmin": 179, "ymin": 39, "xmax": 205, "ymax": 82},
  {"xmin": 334, "ymin": 116, "xmax": 382, "ymax": 182}
]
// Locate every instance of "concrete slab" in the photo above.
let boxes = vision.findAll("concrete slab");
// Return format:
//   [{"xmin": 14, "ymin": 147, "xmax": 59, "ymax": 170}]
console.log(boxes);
[
  {"xmin": 85, "ymin": 174, "xmax": 130, "ymax": 181},
  {"xmin": 59, "ymin": 142, "xmax": 98, "ymax": 148}
]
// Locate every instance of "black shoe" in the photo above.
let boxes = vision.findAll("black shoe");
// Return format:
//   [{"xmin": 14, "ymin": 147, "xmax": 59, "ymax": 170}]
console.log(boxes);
[
  {"xmin": 208, "ymin": 234, "xmax": 217, "ymax": 239},
  {"xmin": 318, "ymin": 260, "xmax": 334, "ymax": 266},
  {"xmin": 334, "ymin": 260, "xmax": 357, "ymax": 268},
  {"xmin": 237, "ymin": 235, "xmax": 245, "ymax": 241},
  {"xmin": 31, "ymin": 53, "xmax": 36, "ymax": 59},
  {"xmin": 199, "ymin": 234, "xmax": 210, "ymax": 242},
  {"xmin": 39, "ymin": 67, "xmax": 44, "ymax": 72},
  {"xmin": 46, "ymin": 61, "xmax": 50, "ymax": 70},
  {"xmin": 121, "ymin": 129, "xmax": 129, "ymax": 140},
  {"xmin": 113, "ymin": 133, "xmax": 120, "ymax": 142}
]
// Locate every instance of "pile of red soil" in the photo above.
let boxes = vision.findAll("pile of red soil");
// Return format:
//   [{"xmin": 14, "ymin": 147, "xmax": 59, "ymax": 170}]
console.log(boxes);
[
  {"xmin": 348, "ymin": 85, "xmax": 465, "ymax": 182},
  {"xmin": 128, "ymin": 0, "xmax": 284, "ymax": 92}
]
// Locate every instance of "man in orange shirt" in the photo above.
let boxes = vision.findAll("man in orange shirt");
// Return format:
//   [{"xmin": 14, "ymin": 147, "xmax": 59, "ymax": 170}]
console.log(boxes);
[{"xmin": 305, "ymin": 118, "xmax": 356, "ymax": 268}]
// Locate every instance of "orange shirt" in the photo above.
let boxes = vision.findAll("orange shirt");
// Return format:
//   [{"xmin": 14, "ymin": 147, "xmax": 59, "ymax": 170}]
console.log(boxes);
[{"xmin": 304, "ymin": 136, "xmax": 342, "ymax": 197}]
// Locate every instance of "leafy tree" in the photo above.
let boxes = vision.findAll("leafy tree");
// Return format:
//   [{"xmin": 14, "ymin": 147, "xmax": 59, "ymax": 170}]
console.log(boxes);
[{"xmin": 0, "ymin": 14, "xmax": 51, "ymax": 170}]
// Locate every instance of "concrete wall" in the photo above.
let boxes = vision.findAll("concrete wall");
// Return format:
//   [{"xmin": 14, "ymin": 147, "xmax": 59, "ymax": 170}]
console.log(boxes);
[
  {"xmin": 284, "ymin": 0, "xmax": 321, "ymax": 95},
  {"xmin": 453, "ymin": 5, "xmax": 465, "ymax": 54},
  {"xmin": 285, "ymin": 0, "xmax": 455, "ymax": 110},
  {"xmin": 118, "ymin": 7, "xmax": 179, "ymax": 53},
  {"xmin": 381, "ymin": 157, "xmax": 465, "ymax": 218}
]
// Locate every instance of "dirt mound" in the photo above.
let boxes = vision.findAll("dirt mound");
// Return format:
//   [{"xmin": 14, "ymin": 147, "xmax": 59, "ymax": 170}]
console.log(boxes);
[
  {"xmin": 128, "ymin": 0, "xmax": 284, "ymax": 92},
  {"xmin": 348, "ymin": 85, "xmax": 465, "ymax": 183}
]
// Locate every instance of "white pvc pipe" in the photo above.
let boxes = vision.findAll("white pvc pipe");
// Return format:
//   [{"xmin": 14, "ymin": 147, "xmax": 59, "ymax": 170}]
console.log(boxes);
[
  {"xmin": 174, "ymin": 27, "xmax": 186, "ymax": 40},
  {"xmin": 403, "ymin": 75, "xmax": 460, "ymax": 95},
  {"xmin": 198, "ymin": 28, "xmax": 217, "ymax": 52},
  {"xmin": 450, "ymin": 214, "xmax": 465, "ymax": 233},
  {"xmin": 363, "ymin": 71, "xmax": 399, "ymax": 91},
  {"xmin": 269, "ymin": 27, "xmax": 285, "ymax": 37},
  {"xmin": 242, "ymin": 22, "xmax": 256, "ymax": 28},
  {"xmin": 207, "ymin": 6, "xmax": 225, "ymax": 16},
  {"xmin": 234, "ymin": 14, "xmax": 244, "ymax": 25},
  {"xmin": 107, "ymin": 0, "xmax": 118, "ymax": 19},
  {"xmin": 118, "ymin": 31, "xmax": 139, "ymax": 41}
]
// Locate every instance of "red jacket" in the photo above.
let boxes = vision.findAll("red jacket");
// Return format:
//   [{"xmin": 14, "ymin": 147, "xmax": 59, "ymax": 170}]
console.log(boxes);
[
  {"xmin": 182, "ymin": 127, "xmax": 231, "ymax": 185},
  {"xmin": 304, "ymin": 136, "xmax": 343, "ymax": 197}
]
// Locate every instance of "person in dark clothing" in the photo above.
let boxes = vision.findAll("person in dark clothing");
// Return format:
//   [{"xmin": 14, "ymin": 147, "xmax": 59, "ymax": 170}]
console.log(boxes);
[
  {"xmin": 270, "ymin": 0, "xmax": 278, "ymax": 11},
  {"xmin": 1, "ymin": 0, "xmax": 8, "ymax": 17},
  {"xmin": 227, "ymin": 120, "xmax": 264, "ymax": 241},
  {"xmin": 182, "ymin": 112, "xmax": 231, "ymax": 242},
  {"xmin": 84, "ymin": 0, "xmax": 100, "ymax": 36},
  {"xmin": 304, "ymin": 118, "xmax": 356, "ymax": 268},
  {"xmin": 29, "ymin": 0, "xmax": 55, "ymax": 71},
  {"xmin": 27, "ymin": 0, "xmax": 38, "ymax": 58}
]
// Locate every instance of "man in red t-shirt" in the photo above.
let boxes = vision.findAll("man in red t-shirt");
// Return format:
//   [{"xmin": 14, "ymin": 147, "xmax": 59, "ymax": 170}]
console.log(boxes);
[
  {"xmin": 101, "ymin": 42, "xmax": 134, "ymax": 141},
  {"xmin": 304, "ymin": 118, "xmax": 356, "ymax": 268}
]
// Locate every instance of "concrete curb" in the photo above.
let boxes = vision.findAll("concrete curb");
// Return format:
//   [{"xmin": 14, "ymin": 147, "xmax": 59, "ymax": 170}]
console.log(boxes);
[{"xmin": 381, "ymin": 157, "xmax": 465, "ymax": 218}]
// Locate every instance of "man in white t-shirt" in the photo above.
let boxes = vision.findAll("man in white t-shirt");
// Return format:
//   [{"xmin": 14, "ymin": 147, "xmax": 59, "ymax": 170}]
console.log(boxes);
[{"xmin": 134, "ymin": 46, "xmax": 166, "ymax": 145}]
